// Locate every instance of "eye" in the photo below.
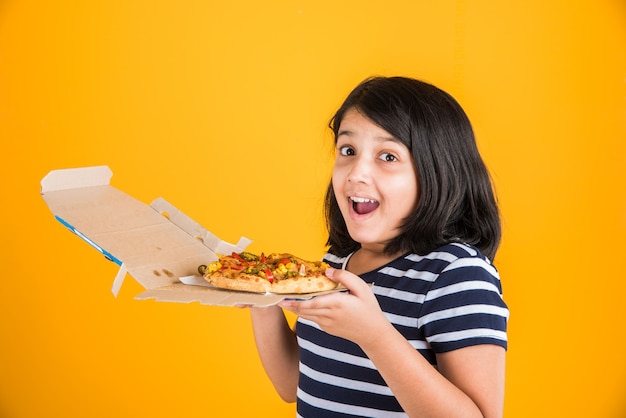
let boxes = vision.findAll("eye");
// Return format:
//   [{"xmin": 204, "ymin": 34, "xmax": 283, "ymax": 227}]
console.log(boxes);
[
  {"xmin": 338, "ymin": 145, "xmax": 355, "ymax": 156},
  {"xmin": 379, "ymin": 152, "xmax": 398, "ymax": 162}
]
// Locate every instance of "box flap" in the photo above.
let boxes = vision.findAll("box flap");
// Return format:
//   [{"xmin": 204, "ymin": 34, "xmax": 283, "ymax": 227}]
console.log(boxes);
[{"xmin": 41, "ymin": 165, "xmax": 113, "ymax": 192}]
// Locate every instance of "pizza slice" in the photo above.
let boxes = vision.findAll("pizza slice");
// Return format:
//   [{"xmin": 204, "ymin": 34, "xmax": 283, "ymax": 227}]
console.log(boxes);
[{"xmin": 199, "ymin": 251, "xmax": 337, "ymax": 294}]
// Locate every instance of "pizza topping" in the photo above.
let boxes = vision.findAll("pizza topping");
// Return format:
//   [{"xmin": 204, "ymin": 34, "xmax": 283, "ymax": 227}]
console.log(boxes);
[
  {"xmin": 239, "ymin": 251, "xmax": 260, "ymax": 262},
  {"xmin": 263, "ymin": 269, "xmax": 274, "ymax": 283},
  {"xmin": 204, "ymin": 260, "xmax": 222, "ymax": 274},
  {"xmin": 231, "ymin": 252, "xmax": 246, "ymax": 263}
]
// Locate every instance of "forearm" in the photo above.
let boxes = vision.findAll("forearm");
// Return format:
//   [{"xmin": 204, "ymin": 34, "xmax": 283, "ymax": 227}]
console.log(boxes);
[
  {"xmin": 360, "ymin": 324, "xmax": 486, "ymax": 418},
  {"xmin": 250, "ymin": 306, "xmax": 300, "ymax": 402}
]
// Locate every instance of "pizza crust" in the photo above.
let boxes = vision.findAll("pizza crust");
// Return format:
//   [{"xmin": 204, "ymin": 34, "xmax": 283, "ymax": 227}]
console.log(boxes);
[
  {"xmin": 208, "ymin": 273, "xmax": 272, "ymax": 293},
  {"xmin": 208, "ymin": 272, "xmax": 337, "ymax": 294},
  {"xmin": 270, "ymin": 274, "xmax": 338, "ymax": 294}
]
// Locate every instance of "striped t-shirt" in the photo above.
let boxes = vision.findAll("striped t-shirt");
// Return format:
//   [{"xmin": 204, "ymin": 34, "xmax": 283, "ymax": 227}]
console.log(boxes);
[{"xmin": 295, "ymin": 243, "xmax": 509, "ymax": 417}]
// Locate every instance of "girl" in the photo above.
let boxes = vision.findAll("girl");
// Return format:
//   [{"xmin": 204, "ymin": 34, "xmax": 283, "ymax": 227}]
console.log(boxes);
[{"xmin": 250, "ymin": 76, "xmax": 509, "ymax": 417}]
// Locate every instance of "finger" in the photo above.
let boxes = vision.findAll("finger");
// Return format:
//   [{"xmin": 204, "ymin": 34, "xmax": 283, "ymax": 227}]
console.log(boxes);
[
  {"xmin": 279, "ymin": 294, "xmax": 334, "ymax": 316},
  {"xmin": 326, "ymin": 268, "xmax": 370, "ymax": 295},
  {"xmin": 280, "ymin": 302, "xmax": 332, "ymax": 327},
  {"xmin": 279, "ymin": 297, "xmax": 318, "ymax": 314}
]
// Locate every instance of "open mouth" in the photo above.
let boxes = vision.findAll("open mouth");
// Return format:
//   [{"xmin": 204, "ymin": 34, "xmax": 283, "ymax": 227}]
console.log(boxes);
[{"xmin": 350, "ymin": 196, "xmax": 379, "ymax": 215}]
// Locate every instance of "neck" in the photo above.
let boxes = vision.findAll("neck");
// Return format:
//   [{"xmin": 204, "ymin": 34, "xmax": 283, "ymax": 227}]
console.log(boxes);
[{"xmin": 347, "ymin": 246, "xmax": 403, "ymax": 275}]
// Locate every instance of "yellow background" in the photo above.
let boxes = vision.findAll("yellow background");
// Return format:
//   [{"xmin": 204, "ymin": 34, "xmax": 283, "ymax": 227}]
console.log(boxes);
[{"xmin": 1, "ymin": 1, "xmax": 625, "ymax": 417}]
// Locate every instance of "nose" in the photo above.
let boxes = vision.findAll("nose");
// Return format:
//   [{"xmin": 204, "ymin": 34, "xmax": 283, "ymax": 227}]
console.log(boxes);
[{"xmin": 347, "ymin": 155, "xmax": 372, "ymax": 183}]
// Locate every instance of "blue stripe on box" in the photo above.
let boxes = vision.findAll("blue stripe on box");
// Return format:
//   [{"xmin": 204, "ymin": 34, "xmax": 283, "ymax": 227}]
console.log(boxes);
[{"xmin": 54, "ymin": 215, "xmax": 123, "ymax": 266}]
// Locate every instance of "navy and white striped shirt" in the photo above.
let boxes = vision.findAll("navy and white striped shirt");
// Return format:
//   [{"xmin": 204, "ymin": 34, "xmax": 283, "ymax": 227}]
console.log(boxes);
[{"xmin": 295, "ymin": 243, "xmax": 509, "ymax": 417}]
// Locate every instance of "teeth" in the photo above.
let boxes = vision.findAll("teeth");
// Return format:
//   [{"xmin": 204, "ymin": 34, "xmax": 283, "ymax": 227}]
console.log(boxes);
[{"xmin": 350, "ymin": 197, "xmax": 376, "ymax": 203}]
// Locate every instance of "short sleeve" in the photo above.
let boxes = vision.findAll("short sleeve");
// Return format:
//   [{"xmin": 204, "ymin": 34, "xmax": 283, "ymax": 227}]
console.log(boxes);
[{"xmin": 418, "ymin": 256, "xmax": 509, "ymax": 353}]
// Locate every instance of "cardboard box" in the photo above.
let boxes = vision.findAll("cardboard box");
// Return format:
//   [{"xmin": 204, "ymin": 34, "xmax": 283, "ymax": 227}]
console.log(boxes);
[{"xmin": 41, "ymin": 166, "xmax": 337, "ymax": 307}]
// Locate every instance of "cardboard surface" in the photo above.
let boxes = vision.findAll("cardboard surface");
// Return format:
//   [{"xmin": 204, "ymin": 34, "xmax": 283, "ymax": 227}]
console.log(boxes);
[
  {"xmin": 138, "ymin": 275, "xmax": 345, "ymax": 307},
  {"xmin": 40, "ymin": 166, "xmax": 334, "ymax": 306}
]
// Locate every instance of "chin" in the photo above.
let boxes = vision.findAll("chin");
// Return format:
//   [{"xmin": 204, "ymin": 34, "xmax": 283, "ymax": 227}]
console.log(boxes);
[{"xmin": 347, "ymin": 231, "xmax": 383, "ymax": 247}]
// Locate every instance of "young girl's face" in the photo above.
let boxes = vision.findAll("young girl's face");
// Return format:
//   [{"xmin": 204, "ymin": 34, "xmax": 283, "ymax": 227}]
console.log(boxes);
[{"xmin": 332, "ymin": 108, "xmax": 419, "ymax": 254}]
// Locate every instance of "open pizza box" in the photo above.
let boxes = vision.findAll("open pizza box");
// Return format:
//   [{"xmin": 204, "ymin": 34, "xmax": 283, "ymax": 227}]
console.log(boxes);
[{"xmin": 40, "ymin": 165, "xmax": 341, "ymax": 307}]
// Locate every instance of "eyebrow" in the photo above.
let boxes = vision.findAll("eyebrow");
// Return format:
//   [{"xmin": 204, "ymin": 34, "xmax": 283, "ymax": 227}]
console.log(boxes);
[{"xmin": 337, "ymin": 128, "xmax": 402, "ymax": 144}]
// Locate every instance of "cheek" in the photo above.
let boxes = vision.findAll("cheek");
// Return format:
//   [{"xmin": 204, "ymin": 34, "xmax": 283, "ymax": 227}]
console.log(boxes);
[
  {"xmin": 331, "ymin": 175, "xmax": 345, "ymax": 209},
  {"xmin": 387, "ymin": 174, "xmax": 419, "ymax": 210},
  {"xmin": 331, "ymin": 166, "xmax": 344, "ymax": 193}
]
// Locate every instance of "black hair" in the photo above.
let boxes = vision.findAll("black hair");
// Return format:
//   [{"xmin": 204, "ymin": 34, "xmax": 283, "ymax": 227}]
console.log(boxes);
[{"xmin": 324, "ymin": 76, "xmax": 501, "ymax": 260}]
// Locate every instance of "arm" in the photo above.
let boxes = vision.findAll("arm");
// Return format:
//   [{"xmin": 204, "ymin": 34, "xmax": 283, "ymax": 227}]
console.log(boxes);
[
  {"xmin": 249, "ymin": 305, "xmax": 300, "ymax": 402},
  {"xmin": 360, "ymin": 322, "xmax": 505, "ymax": 418},
  {"xmin": 279, "ymin": 268, "xmax": 505, "ymax": 417}
]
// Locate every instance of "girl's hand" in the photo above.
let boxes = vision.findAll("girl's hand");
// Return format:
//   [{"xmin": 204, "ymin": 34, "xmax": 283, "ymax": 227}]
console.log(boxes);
[{"xmin": 279, "ymin": 268, "xmax": 390, "ymax": 346}]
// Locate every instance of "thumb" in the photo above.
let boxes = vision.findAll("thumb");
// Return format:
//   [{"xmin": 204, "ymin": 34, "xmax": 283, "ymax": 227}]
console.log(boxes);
[{"xmin": 326, "ymin": 267, "xmax": 370, "ymax": 295}]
